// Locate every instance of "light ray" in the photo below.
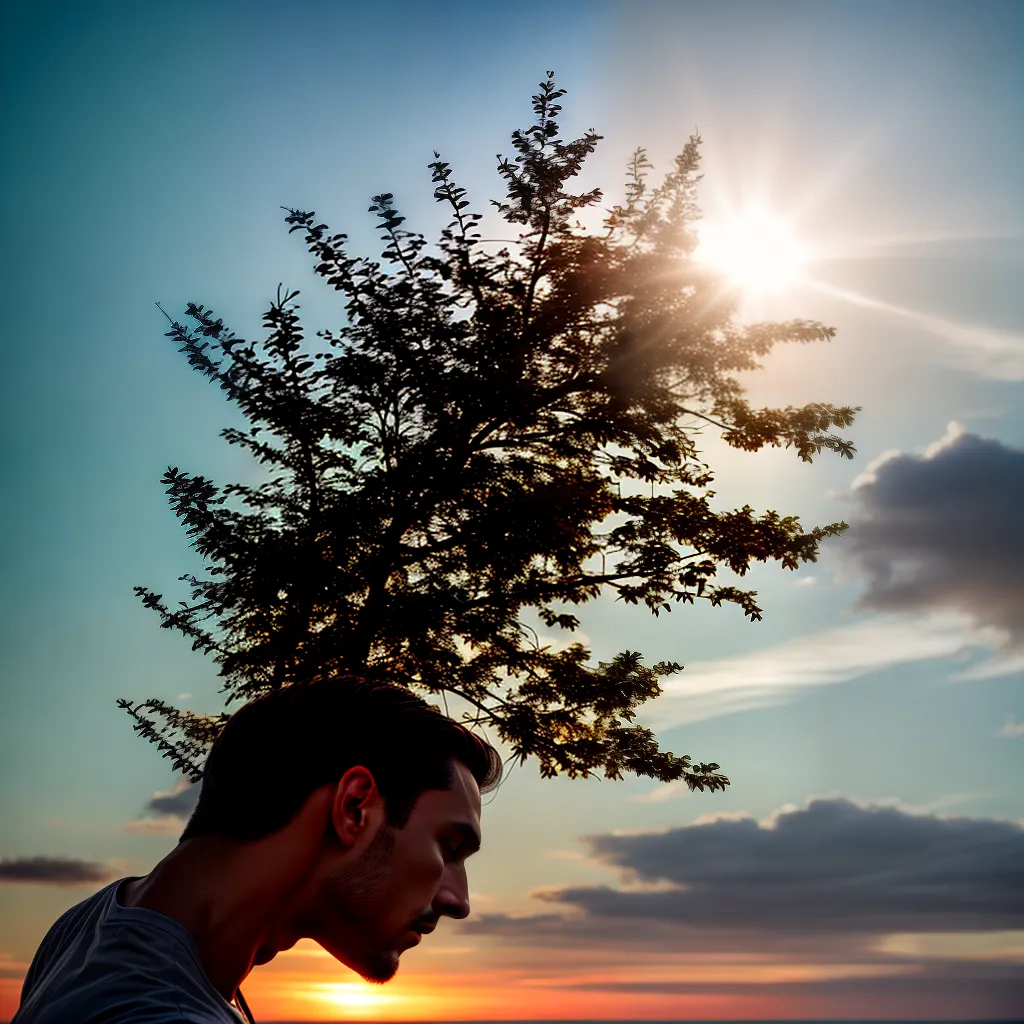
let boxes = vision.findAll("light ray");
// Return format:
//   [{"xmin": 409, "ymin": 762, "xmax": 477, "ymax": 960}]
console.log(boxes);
[
  {"xmin": 804, "ymin": 277, "xmax": 1024, "ymax": 380},
  {"xmin": 814, "ymin": 226, "xmax": 1022, "ymax": 260}
]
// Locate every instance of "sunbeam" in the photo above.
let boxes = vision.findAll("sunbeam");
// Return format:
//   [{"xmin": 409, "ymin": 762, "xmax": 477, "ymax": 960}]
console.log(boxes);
[{"xmin": 805, "ymin": 278, "xmax": 1024, "ymax": 380}]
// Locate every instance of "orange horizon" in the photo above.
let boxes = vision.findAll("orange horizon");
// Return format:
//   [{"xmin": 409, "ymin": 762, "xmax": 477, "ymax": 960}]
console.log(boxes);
[
  {"xmin": 0, "ymin": 966, "xmax": 799, "ymax": 1022},
  {"xmin": 4, "ymin": 938, "xmax": 1011, "ymax": 1021}
]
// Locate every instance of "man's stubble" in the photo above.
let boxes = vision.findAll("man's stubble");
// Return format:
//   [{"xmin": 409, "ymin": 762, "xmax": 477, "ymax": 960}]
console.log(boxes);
[{"xmin": 326, "ymin": 821, "xmax": 402, "ymax": 982}]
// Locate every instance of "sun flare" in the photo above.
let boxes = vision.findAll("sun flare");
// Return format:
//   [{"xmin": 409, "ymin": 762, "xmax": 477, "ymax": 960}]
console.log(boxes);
[
  {"xmin": 309, "ymin": 981, "xmax": 398, "ymax": 1012},
  {"xmin": 695, "ymin": 209, "xmax": 810, "ymax": 295}
]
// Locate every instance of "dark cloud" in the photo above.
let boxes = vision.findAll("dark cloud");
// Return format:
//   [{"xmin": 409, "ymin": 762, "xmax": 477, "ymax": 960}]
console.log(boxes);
[
  {"xmin": 552, "ymin": 962, "xmax": 1024, "ymax": 1021},
  {"xmin": 123, "ymin": 777, "xmax": 201, "ymax": 834},
  {"xmin": 143, "ymin": 777, "xmax": 200, "ymax": 818},
  {"xmin": 462, "ymin": 795, "xmax": 1024, "ymax": 1019},
  {"xmin": 468, "ymin": 799, "xmax": 1024, "ymax": 941},
  {"xmin": 0, "ymin": 856, "xmax": 113, "ymax": 886},
  {"xmin": 846, "ymin": 427, "xmax": 1024, "ymax": 644}
]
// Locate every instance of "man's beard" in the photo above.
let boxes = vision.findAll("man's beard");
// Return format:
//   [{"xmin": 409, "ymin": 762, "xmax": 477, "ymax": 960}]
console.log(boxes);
[
  {"xmin": 361, "ymin": 949, "xmax": 400, "ymax": 983},
  {"xmin": 326, "ymin": 822, "xmax": 402, "ymax": 983}
]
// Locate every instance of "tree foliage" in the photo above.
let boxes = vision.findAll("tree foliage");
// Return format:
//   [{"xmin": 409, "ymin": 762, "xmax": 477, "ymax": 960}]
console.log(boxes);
[{"xmin": 121, "ymin": 74, "xmax": 857, "ymax": 793}]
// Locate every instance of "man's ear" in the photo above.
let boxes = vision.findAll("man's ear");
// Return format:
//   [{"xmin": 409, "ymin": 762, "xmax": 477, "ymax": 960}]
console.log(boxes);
[{"xmin": 331, "ymin": 765, "xmax": 384, "ymax": 849}]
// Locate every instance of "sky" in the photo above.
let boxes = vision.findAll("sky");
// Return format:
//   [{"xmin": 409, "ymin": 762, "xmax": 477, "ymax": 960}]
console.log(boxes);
[{"xmin": 1, "ymin": 0, "xmax": 1022, "ymax": 1019}]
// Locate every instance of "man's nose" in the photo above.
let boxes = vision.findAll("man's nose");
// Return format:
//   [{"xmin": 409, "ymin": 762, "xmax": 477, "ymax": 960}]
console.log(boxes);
[{"xmin": 435, "ymin": 865, "xmax": 471, "ymax": 920}]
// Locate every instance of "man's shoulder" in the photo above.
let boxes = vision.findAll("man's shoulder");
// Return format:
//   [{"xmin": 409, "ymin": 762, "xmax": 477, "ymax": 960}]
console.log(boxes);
[
  {"xmin": 14, "ymin": 881, "xmax": 242, "ymax": 1024},
  {"xmin": 16, "ymin": 961, "xmax": 243, "ymax": 1024},
  {"xmin": 18, "ymin": 880, "xmax": 122, "ymax": 997}
]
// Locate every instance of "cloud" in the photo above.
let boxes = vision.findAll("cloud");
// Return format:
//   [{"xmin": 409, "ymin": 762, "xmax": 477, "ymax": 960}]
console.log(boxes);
[
  {"xmin": 122, "ymin": 816, "xmax": 187, "ymax": 836},
  {"xmin": 0, "ymin": 954, "xmax": 31, "ymax": 980},
  {"xmin": 468, "ymin": 799, "xmax": 1024, "ymax": 943},
  {"xmin": 643, "ymin": 423, "xmax": 1019, "ymax": 729},
  {"xmin": 999, "ymin": 715, "xmax": 1024, "ymax": 739},
  {"xmin": 538, "ymin": 960, "xmax": 1024, "ymax": 1022},
  {"xmin": 807, "ymin": 279, "xmax": 1024, "ymax": 380},
  {"xmin": 124, "ymin": 776, "xmax": 200, "ymax": 834},
  {"xmin": 846, "ymin": 424, "xmax": 1024, "ymax": 645},
  {"xmin": 649, "ymin": 611, "xmax": 1004, "ymax": 729},
  {"xmin": 644, "ymin": 424, "xmax": 1022, "ymax": 729},
  {"xmin": 629, "ymin": 780, "xmax": 692, "ymax": 803},
  {"xmin": 144, "ymin": 777, "xmax": 201, "ymax": 818},
  {"xmin": 575, "ymin": 799, "xmax": 1023, "ymax": 934},
  {"xmin": 0, "ymin": 856, "xmax": 114, "ymax": 886},
  {"xmin": 950, "ymin": 649, "xmax": 1024, "ymax": 682}
]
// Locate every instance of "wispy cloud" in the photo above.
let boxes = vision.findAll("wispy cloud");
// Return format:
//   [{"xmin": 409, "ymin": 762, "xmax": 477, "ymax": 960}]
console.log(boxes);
[
  {"xmin": 953, "ymin": 651, "xmax": 1024, "ymax": 683},
  {"xmin": 649, "ymin": 612, "xmax": 1006, "ymax": 730},
  {"xmin": 649, "ymin": 422, "xmax": 1024, "ymax": 729},
  {"xmin": 0, "ymin": 954, "xmax": 31, "ymax": 980},
  {"xmin": 122, "ymin": 816, "xmax": 187, "ymax": 836},
  {"xmin": 999, "ymin": 715, "xmax": 1024, "ymax": 740},
  {"xmin": 630, "ymin": 780, "xmax": 692, "ymax": 804},
  {"xmin": 805, "ymin": 278, "xmax": 1024, "ymax": 379}
]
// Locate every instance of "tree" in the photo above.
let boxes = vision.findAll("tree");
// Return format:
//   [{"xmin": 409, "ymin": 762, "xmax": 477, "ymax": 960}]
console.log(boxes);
[{"xmin": 120, "ymin": 74, "xmax": 857, "ymax": 793}]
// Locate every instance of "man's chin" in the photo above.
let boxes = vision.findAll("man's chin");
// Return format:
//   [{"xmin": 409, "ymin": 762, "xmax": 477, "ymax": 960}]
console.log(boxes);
[
  {"xmin": 358, "ymin": 950, "xmax": 400, "ymax": 984},
  {"xmin": 317, "ymin": 937, "xmax": 402, "ymax": 983}
]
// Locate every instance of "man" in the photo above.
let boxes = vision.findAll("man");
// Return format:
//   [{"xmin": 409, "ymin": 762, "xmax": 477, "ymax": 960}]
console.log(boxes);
[{"xmin": 14, "ymin": 679, "xmax": 502, "ymax": 1023}]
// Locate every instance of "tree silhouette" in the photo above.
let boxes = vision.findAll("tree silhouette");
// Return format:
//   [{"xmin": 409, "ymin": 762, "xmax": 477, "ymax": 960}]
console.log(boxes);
[{"xmin": 120, "ymin": 74, "xmax": 857, "ymax": 793}]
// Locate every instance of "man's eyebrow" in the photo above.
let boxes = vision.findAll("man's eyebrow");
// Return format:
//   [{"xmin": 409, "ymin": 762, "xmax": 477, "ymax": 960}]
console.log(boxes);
[{"xmin": 449, "ymin": 821, "xmax": 481, "ymax": 854}]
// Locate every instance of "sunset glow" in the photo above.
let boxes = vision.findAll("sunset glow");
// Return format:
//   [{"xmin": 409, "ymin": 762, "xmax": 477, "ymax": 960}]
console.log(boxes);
[
  {"xmin": 240, "ymin": 963, "xmax": 796, "ymax": 1021},
  {"xmin": 230, "ymin": 944, "xmax": 947, "ymax": 1022},
  {"xmin": 4, "ymin": 3, "xmax": 1022, "ymax": 1023},
  {"xmin": 307, "ymin": 980, "xmax": 401, "ymax": 1014}
]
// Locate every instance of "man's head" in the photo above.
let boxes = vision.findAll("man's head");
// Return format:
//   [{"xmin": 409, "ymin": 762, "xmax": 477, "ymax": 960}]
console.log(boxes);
[{"xmin": 180, "ymin": 678, "xmax": 501, "ymax": 981}]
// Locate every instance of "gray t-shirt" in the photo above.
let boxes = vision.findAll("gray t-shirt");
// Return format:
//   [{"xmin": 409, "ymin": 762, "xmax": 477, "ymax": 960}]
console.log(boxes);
[{"xmin": 14, "ymin": 878, "xmax": 246, "ymax": 1023}]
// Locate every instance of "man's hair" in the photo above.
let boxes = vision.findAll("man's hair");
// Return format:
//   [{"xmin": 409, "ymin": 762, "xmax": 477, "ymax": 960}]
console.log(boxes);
[{"xmin": 180, "ymin": 678, "xmax": 502, "ymax": 841}]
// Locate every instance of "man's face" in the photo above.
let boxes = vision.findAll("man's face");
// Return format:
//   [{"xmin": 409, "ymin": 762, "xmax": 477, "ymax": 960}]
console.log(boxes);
[{"xmin": 301, "ymin": 759, "xmax": 483, "ymax": 982}]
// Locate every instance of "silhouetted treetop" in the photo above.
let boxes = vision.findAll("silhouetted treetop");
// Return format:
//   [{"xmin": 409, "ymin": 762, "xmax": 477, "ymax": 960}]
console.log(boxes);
[{"xmin": 122, "ymin": 73, "xmax": 857, "ymax": 793}]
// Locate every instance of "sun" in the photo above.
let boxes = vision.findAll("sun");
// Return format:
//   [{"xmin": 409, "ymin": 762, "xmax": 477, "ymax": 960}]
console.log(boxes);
[
  {"xmin": 308, "ymin": 981, "xmax": 399, "ymax": 1016},
  {"xmin": 694, "ymin": 208, "xmax": 809, "ymax": 295}
]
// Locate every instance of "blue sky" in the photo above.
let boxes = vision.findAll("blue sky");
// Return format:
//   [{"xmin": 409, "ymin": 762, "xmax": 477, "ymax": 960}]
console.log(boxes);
[{"xmin": 2, "ymin": 1, "xmax": 1022, "ymax": 1019}]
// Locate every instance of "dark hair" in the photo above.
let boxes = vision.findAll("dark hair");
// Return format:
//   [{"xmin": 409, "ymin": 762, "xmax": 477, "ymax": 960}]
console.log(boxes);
[{"xmin": 181, "ymin": 678, "xmax": 502, "ymax": 841}]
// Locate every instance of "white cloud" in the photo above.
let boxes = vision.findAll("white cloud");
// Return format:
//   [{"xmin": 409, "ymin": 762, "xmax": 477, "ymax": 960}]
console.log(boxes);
[
  {"xmin": 922, "ymin": 420, "xmax": 967, "ymax": 458},
  {"xmin": 998, "ymin": 715, "xmax": 1024, "ymax": 740},
  {"xmin": 649, "ymin": 613, "xmax": 1013, "ymax": 729},
  {"xmin": 122, "ymin": 815, "xmax": 186, "ymax": 836},
  {"xmin": 951, "ymin": 651, "xmax": 1024, "ymax": 682},
  {"xmin": 874, "ymin": 930, "xmax": 1024, "ymax": 962},
  {"xmin": 630, "ymin": 781, "xmax": 692, "ymax": 804},
  {"xmin": 850, "ymin": 447, "xmax": 903, "ymax": 489},
  {"xmin": 806, "ymin": 279, "xmax": 1024, "ymax": 380}
]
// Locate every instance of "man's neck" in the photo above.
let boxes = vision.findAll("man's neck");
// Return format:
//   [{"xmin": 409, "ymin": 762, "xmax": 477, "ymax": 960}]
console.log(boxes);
[{"xmin": 122, "ymin": 837, "xmax": 298, "ymax": 999}]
